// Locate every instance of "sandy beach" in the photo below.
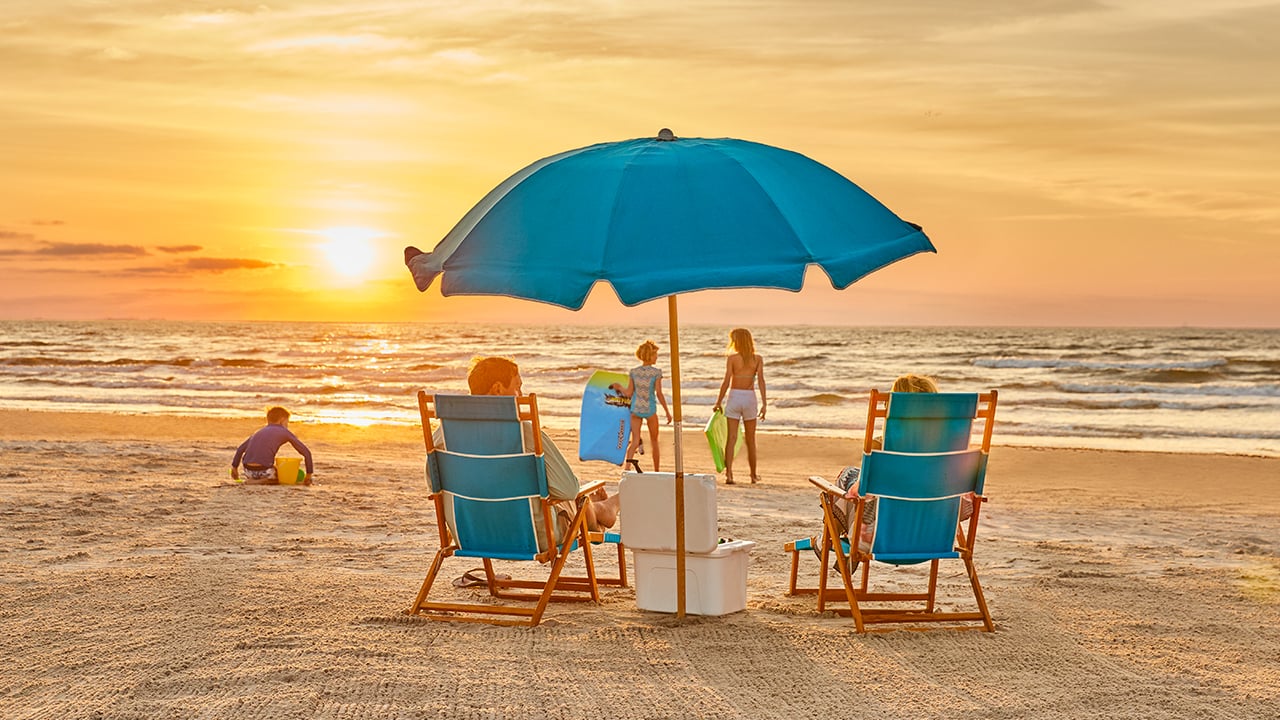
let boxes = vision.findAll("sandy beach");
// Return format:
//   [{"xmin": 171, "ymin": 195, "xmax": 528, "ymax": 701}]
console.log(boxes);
[{"xmin": 2, "ymin": 408, "xmax": 1278, "ymax": 719}]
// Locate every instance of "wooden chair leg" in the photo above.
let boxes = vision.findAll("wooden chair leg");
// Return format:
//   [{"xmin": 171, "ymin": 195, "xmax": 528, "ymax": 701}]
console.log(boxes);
[
  {"xmin": 787, "ymin": 545, "xmax": 801, "ymax": 595},
  {"xmin": 816, "ymin": 534, "xmax": 831, "ymax": 613},
  {"xmin": 964, "ymin": 553, "xmax": 995, "ymax": 631},
  {"xmin": 578, "ymin": 525, "xmax": 600, "ymax": 602},
  {"xmin": 616, "ymin": 542, "xmax": 628, "ymax": 587},
  {"xmin": 844, "ymin": 549, "xmax": 867, "ymax": 633},
  {"xmin": 408, "ymin": 550, "xmax": 449, "ymax": 614},
  {"xmin": 532, "ymin": 546, "xmax": 575, "ymax": 626},
  {"xmin": 925, "ymin": 559, "xmax": 939, "ymax": 613}
]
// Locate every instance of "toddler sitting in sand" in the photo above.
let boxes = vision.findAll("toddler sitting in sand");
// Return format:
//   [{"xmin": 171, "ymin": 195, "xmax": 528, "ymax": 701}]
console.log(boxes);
[{"xmin": 231, "ymin": 406, "xmax": 314, "ymax": 485}]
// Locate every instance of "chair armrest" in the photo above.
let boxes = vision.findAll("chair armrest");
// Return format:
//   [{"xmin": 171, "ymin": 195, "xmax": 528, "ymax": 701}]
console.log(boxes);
[
  {"xmin": 808, "ymin": 476, "xmax": 843, "ymax": 496},
  {"xmin": 575, "ymin": 480, "xmax": 606, "ymax": 500}
]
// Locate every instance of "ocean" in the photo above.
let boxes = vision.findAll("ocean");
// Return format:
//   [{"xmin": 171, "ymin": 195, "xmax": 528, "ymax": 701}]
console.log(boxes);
[{"xmin": 1, "ymin": 321, "xmax": 1277, "ymax": 457}]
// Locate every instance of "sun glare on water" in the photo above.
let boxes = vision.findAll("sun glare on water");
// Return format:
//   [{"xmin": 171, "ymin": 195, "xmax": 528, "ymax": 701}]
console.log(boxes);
[{"xmin": 318, "ymin": 226, "xmax": 382, "ymax": 279}]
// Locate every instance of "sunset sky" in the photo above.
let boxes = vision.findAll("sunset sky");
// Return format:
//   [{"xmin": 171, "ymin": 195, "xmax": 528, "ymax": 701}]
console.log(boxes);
[{"xmin": 2, "ymin": 1, "xmax": 1277, "ymax": 327}]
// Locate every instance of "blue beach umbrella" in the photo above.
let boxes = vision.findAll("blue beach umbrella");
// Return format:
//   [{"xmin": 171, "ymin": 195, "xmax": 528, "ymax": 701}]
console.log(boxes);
[
  {"xmin": 408, "ymin": 129, "xmax": 935, "ymax": 616},
  {"xmin": 410, "ymin": 128, "xmax": 933, "ymax": 308}
]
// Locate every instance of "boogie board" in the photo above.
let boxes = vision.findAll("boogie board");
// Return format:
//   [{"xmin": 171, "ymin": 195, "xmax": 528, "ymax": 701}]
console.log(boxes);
[
  {"xmin": 704, "ymin": 409, "xmax": 746, "ymax": 473},
  {"xmin": 578, "ymin": 370, "xmax": 632, "ymax": 465}
]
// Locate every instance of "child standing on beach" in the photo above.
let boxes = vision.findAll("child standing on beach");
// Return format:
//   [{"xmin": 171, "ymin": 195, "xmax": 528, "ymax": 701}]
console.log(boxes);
[
  {"xmin": 713, "ymin": 328, "xmax": 767, "ymax": 485},
  {"xmin": 611, "ymin": 340, "xmax": 672, "ymax": 472},
  {"xmin": 231, "ymin": 406, "xmax": 314, "ymax": 485}
]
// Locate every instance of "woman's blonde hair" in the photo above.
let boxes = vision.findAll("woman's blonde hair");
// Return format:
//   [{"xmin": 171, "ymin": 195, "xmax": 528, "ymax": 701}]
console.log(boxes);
[
  {"xmin": 636, "ymin": 340, "xmax": 659, "ymax": 364},
  {"xmin": 892, "ymin": 373, "xmax": 938, "ymax": 393},
  {"xmin": 728, "ymin": 328, "xmax": 754, "ymax": 360}
]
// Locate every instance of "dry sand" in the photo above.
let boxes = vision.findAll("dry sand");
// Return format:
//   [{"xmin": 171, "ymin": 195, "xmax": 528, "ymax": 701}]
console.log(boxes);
[{"xmin": 2, "ymin": 409, "xmax": 1278, "ymax": 719}]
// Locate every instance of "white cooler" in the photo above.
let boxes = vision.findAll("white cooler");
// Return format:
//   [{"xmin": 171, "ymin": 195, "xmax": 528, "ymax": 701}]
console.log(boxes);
[
  {"xmin": 631, "ymin": 539, "xmax": 756, "ymax": 616},
  {"xmin": 619, "ymin": 472, "xmax": 755, "ymax": 616}
]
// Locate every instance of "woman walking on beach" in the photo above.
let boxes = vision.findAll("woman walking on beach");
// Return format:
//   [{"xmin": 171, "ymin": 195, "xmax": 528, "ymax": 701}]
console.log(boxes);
[
  {"xmin": 713, "ymin": 328, "xmax": 767, "ymax": 484},
  {"xmin": 611, "ymin": 340, "xmax": 672, "ymax": 472}
]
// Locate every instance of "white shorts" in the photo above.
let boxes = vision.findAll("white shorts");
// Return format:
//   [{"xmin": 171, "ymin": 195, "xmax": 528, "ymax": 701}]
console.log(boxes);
[
  {"xmin": 723, "ymin": 389, "xmax": 758, "ymax": 421},
  {"xmin": 241, "ymin": 466, "xmax": 278, "ymax": 484}
]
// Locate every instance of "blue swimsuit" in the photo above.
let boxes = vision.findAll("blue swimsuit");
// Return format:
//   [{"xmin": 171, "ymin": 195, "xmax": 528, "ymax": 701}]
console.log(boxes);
[{"xmin": 628, "ymin": 365, "xmax": 663, "ymax": 418}]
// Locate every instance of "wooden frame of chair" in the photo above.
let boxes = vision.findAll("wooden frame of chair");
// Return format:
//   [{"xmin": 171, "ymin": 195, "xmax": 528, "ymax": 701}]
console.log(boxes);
[
  {"xmin": 405, "ymin": 391, "xmax": 609, "ymax": 627},
  {"xmin": 796, "ymin": 389, "xmax": 998, "ymax": 632},
  {"xmin": 587, "ymin": 530, "xmax": 628, "ymax": 588}
]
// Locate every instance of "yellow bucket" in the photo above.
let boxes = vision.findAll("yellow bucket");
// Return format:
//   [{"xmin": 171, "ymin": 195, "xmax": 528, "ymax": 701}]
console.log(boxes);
[{"xmin": 275, "ymin": 457, "xmax": 304, "ymax": 485}]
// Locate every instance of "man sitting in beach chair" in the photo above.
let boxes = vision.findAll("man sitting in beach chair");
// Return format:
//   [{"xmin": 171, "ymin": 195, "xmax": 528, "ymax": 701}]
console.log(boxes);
[
  {"xmin": 439, "ymin": 357, "xmax": 622, "ymax": 545},
  {"xmin": 406, "ymin": 358, "xmax": 624, "ymax": 626},
  {"xmin": 802, "ymin": 387, "xmax": 998, "ymax": 632}
]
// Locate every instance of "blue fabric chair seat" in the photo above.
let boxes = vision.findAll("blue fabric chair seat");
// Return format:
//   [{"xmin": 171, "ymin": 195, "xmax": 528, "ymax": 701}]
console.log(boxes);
[
  {"xmin": 407, "ymin": 392, "xmax": 614, "ymax": 627},
  {"xmin": 795, "ymin": 388, "xmax": 998, "ymax": 632}
]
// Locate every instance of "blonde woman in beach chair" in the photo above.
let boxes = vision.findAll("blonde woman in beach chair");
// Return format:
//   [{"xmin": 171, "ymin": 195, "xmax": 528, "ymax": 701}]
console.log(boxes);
[
  {"xmin": 800, "ymin": 389, "xmax": 997, "ymax": 632},
  {"xmin": 406, "ymin": 392, "xmax": 610, "ymax": 627},
  {"xmin": 785, "ymin": 374, "xmax": 946, "ymax": 591}
]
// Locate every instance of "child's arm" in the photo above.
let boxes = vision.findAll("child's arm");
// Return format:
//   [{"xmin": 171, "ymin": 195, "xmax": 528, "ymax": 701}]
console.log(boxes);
[
  {"xmin": 610, "ymin": 377, "xmax": 636, "ymax": 398},
  {"xmin": 657, "ymin": 378, "xmax": 672, "ymax": 423},
  {"xmin": 285, "ymin": 431, "xmax": 314, "ymax": 477},
  {"xmin": 230, "ymin": 437, "xmax": 250, "ymax": 480}
]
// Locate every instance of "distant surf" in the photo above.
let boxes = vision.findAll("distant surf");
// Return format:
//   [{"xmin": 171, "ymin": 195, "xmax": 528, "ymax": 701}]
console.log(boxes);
[{"xmin": 1, "ymin": 321, "xmax": 1277, "ymax": 456}]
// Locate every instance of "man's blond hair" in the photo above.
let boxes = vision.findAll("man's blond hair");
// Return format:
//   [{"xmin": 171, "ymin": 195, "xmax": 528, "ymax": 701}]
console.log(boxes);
[{"xmin": 467, "ymin": 356, "xmax": 519, "ymax": 395}]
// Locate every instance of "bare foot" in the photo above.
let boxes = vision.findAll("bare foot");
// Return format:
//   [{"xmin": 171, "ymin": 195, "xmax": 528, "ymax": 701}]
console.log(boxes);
[
  {"xmin": 404, "ymin": 246, "xmax": 424, "ymax": 265},
  {"xmin": 592, "ymin": 493, "xmax": 620, "ymax": 528},
  {"xmin": 725, "ymin": 471, "xmax": 735, "ymax": 485},
  {"xmin": 750, "ymin": 475, "xmax": 760, "ymax": 484}
]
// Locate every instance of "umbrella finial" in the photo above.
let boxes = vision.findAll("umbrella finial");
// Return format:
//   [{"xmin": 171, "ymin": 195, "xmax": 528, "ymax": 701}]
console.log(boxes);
[{"xmin": 657, "ymin": 128, "xmax": 677, "ymax": 141}]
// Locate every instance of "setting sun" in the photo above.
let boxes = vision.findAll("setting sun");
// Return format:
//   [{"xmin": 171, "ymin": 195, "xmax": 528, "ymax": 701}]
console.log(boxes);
[{"xmin": 317, "ymin": 226, "xmax": 382, "ymax": 279}]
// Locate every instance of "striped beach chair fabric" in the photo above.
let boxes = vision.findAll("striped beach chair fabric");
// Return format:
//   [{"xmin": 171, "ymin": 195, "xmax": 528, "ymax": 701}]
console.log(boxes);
[
  {"xmin": 803, "ymin": 389, "xmax": 997, "ymax": 632},
  {"xmin": 406, "ymin": 392, "xmax": 605, "ymax": 627}
]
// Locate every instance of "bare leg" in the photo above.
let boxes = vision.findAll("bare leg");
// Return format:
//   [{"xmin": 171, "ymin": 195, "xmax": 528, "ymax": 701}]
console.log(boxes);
[
  {"xmin": 590, "ymin": 492, "xmax": 620, "ymax": 529},
  {"xmin": 647, "ymin": 415, "xmax": 661, "ymax": 472},
  {"xmin": 624, "ymin": 415, "xmax": 642, "ymax": 467},
  {"xmin": 724, "ymin": 417, "xmax": 740, "ymax": 484},
  {"xmin": 744, "ymin": 418, "xmax": 759, "ymax": 483},
  {"xmin": 582, "ymin": 500, "xmax": 599, "ymax": 532}
]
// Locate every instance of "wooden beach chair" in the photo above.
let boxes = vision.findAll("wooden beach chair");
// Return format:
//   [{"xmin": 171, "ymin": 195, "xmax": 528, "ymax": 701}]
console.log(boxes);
[
  {"xmin": 406, "ymin": 392, "xmax": 610, "ymax": 627},
  {"xmin": 799, "ymin": 390, "xmax": 998, "ymax": 632}
]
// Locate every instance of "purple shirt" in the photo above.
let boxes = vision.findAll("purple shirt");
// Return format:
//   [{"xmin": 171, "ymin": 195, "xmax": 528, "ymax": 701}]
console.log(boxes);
[{"xmin": 232, "ymin": 423, "xmax": 313, "ymax": 473}]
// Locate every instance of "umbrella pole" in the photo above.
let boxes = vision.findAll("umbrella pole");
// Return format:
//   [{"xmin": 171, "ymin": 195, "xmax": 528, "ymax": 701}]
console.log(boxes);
[{"xmin": 667, "ymin": 295, "xmax": 686, "ymax": 619}]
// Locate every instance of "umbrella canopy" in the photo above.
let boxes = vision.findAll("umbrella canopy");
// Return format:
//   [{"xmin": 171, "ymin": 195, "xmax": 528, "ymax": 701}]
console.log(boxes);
[
  {"xmin": 409, "ymin": 129, "xmax": 934, "ymax": 308},
  {"xmin": 408, "ymin": 129, "xmax": 936, "ymax": 618}
]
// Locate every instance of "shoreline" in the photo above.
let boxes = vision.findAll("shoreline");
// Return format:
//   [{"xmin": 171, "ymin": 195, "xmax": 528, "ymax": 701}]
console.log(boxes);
[{"xmin": 2, "ymin": 407, "xmax": 1276, "ymax": 461}]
